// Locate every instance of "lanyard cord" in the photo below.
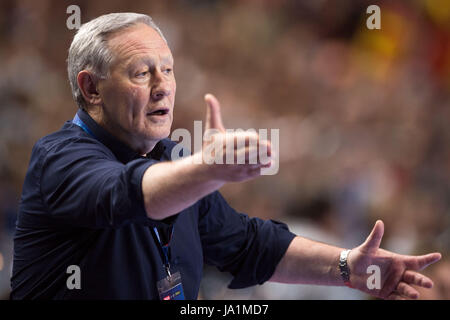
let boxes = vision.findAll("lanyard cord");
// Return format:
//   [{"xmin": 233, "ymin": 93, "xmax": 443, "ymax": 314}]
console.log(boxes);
[
  {"xmin": 72, "ymin": 113, "xmax": 96, "ymax": 139},
  {"xmin": 153, "ymin": 227, "xmax": 174, "ymax": 277}
]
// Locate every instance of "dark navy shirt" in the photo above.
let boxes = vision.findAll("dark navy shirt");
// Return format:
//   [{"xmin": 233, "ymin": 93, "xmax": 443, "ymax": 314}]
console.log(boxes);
[{"xmin": 11, "ymin": 108, "xmax": 296, "ymax": 300}]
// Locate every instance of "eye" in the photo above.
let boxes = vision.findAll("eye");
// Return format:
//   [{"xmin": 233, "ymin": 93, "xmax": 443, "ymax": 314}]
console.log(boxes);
[
  {"xmin": 136, "ymin": 70, "xmax": 150, "ymax": 78},
  {"xmin": 163, "ymin": 68, "xmax": 173, "ymax": 74}
]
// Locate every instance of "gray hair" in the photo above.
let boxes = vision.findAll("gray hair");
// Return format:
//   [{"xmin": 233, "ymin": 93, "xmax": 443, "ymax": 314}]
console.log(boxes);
[{"xmin": 67, "ymin": 12, "xmax": 167, "ymax": 109}]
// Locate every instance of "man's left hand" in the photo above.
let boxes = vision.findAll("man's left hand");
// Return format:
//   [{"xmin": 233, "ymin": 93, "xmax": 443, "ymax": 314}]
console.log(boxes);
[{"xmin": 347, "ymin": 220, "xmax": 442, "ymax": 300}]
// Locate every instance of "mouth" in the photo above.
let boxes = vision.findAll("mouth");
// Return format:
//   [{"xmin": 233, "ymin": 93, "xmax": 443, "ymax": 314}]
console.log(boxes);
[{"xmin": 147, "ymin": 107, "xmax": 170, "ymax": 116}]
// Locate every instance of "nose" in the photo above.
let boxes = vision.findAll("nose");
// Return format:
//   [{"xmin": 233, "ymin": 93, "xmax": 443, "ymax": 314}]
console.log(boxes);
[
  {"xmin": 151, "ymin": 87, "xmax": 170, "ymax": 102},
  {"xmin": 151, "ymin": 73, "xmax": 171, "ymax": 102}
]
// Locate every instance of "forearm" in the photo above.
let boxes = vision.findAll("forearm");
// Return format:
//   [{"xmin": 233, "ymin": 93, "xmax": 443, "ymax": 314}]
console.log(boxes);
[
  {"xmin": 142, "ymin": 153, "xmax": 224, "ymax": 220},
  {"xmin": 269, "ymin": 236, "xmax": 345, "ymax": 286}
]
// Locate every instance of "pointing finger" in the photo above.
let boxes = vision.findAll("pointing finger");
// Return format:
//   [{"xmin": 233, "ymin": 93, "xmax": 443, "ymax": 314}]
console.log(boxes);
[{"xmin": 404, "ymin": 252, "xmax": 442, "ymax": 271}]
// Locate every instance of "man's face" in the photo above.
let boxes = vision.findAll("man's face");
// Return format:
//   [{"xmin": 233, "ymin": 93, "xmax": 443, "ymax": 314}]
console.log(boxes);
[{"xmin": 96, "ymin": 23, "xmax": 176, "ymax": 154}]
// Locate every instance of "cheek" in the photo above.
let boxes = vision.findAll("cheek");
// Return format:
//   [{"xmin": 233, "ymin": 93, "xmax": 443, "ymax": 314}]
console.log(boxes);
[
  {"xmin": 106, "ymin": 86, "xmax": 150, "ymax": 129},
  {"xmin": 126, "ymin": 87, "xmax": 151, "ymax": 122},
  {"xmin": 129, "ymin": 87, "xmax": 150, "ymax": 108}
]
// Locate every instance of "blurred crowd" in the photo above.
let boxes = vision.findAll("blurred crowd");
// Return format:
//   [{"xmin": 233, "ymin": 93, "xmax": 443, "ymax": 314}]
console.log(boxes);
[{"xmin": 0, "ymin": 0, "xmax": 449, "ymax": 299}]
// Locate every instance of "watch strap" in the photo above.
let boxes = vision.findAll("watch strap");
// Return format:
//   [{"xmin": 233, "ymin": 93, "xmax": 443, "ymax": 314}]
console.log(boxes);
[{"xmin": 339, "ymin": 249, "xmax": 353, "ymax": 288}]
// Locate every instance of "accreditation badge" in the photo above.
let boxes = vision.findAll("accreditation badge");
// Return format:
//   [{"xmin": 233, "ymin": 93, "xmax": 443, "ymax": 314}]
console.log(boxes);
[{"xmin": 157, "ymin": 271, "xmax": 185, "ymax": 300}]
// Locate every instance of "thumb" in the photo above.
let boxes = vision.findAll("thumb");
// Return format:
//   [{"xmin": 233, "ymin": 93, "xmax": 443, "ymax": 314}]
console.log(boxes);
[
  {"xmin": 204, "ymin": 93, "xmax": 225, "ymax": 133},
  {"xmin": 360, "ymin": 220, "xmax": 384, "ymax": 254}
]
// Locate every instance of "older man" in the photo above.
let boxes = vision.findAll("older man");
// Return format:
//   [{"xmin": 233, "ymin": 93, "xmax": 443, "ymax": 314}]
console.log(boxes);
[{"xmin": 11, "ymin": 13, "xmax": 440, "ymax": 300}]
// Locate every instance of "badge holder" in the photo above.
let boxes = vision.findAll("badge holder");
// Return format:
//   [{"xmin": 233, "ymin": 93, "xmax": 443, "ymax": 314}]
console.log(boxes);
[
  {"xmin": 153, "ymin": 227, "xmax": 185, "ymax": 300},
  {"xmin": 157, "ymin": 270, "xmax": 185, "ymax": 300}
]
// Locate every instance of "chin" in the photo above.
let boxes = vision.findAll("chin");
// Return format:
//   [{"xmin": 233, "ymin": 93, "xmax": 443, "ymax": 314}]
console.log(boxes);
[{"xmin": 146, "ymin": 128, "xmax": 171, "ymax": 142}]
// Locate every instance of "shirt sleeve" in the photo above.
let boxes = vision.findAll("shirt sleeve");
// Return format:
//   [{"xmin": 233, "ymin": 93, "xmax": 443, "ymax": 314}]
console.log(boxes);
[
  {"xmin": 38, "ymin": 137, "xmax": 161, "ymax": 229},
  {"xmin": 198, "ymin": 191, "xmax": 296, "ymax": 289}
]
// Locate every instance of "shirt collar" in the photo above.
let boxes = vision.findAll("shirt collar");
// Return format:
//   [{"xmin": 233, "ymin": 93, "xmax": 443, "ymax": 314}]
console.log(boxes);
[{"xmin": 75, "ymin": 108, "xmax": 166, "ymax": 163}]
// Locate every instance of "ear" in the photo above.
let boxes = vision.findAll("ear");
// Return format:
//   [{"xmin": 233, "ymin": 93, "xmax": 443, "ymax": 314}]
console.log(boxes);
[{"xmin": 77, "ymin": 70, "xmax": 102, "ymax": 106}]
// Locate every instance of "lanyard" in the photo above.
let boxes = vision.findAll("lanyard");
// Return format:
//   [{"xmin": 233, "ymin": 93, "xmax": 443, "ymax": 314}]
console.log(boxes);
[
  {"xmin": 72, "ymin": 113, "xmax": 96, "ymax": 139},
  {"xmin": 153, "ymin": 227, "xmax": 174, "ymax": 278}
]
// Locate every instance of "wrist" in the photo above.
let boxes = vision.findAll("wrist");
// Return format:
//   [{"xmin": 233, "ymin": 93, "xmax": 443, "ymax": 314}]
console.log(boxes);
[
  {"xmin": 186, "ymin": 153, "xmax": 226, "ymax": 187},
  {"xmin": 339, "ymin": 249, "xmax": 353, "ymax": 288}
]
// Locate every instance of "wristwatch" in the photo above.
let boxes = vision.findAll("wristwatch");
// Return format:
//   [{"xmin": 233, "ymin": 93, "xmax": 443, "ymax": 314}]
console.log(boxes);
[{"xmin": 339, "ymin": 249, "xmax": 353, "ymax": 288}]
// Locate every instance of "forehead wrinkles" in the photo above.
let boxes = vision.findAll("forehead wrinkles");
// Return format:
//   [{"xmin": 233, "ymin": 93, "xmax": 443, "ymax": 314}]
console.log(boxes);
[{"xmin": 107, "ymin": 26, "xmax": 171, "ymax": 68}]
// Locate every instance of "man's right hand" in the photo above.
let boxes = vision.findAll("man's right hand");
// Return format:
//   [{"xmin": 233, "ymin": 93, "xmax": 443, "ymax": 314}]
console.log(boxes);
[
  {"xmin": 142, "ymin": 93, "xmax": 272, "ymax": 220},
  {"xmin": 198, "ymin": 93, "xmax": 273, "ymax": 183}
]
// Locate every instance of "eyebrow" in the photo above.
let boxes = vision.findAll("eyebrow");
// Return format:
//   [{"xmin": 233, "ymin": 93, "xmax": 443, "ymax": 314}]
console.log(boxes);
[{"xmin": 129, "ymin": 56, "xmax": 174, "ymax": 68}]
